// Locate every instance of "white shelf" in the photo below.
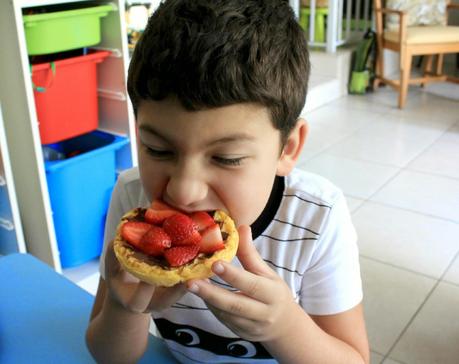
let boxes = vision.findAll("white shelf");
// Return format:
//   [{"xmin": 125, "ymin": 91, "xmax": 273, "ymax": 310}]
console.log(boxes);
[
  {"xmin": 0, "ymin": 0, "xmax": 136, "ymax": 270},
  {"xmin": 0, "ymin": 104, "xmax": 27, "ymax": 254}
]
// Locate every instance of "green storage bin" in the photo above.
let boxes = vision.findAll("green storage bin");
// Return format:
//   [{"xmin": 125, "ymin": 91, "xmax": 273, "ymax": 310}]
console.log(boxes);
[{"xmin": 23, "ymin": 4, "xmax": 114, "ymax": 55}]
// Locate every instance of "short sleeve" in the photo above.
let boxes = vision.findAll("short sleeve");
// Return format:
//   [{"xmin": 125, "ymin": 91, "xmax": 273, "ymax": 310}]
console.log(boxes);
[
  {"xmin": 98, "ymin": 176, "xmax": 129, "ymax": 279},
  {"xmin": 299, "ymin": 193, "xmax": 363, "ymax": 315},
  {"xmin": 98, "ymin": 168, "xmax": 147, "ymax": 279}
]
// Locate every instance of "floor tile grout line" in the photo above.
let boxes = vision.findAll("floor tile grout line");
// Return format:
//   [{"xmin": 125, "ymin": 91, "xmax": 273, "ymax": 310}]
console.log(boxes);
[
  {"xmin": 359, "ymin": 255, "xmax": 451, "ymax": 283},
  {"xmin": 302, "ymin": 148, "xmax": 402, "ymax": 171},
  {"xmin": 333, "ymin": 97, "xmax": 458, "ymax": 126},
  {"xmin": 312, "ymin": 149, "xmax": 459, "ymax": 183},
  {"xmin": 350, "ymin": 164, "xmax": 405, "ymax": 213},
  {"xmin": 351, "ymin": 198, "xmax": 459, "ymax": 226},
  {"xmin": 403, "ymin": 166, "xmax": 459, "ymax": 183},
  {"xmin": 309, "ymin": 119, "xmax": 373, "ymax": 156},
  {"xmin": 382, "ymin": 278, "xmax": 440, "ymax": 362},
  {"xmin": 304, "ymin": 104, "xmax": 458, "ymax": 176},
  {"xmin": 440, "ymin": 279, "xmax": 459, "ymax": 290},
  {"xmin": 437, "ymin": 249, "xmax": 459, "ymax": 287},
  {"xmin": 381, "ymin": 357, "xmax": 408, "ymax": 364},
  {"xmin": 318, "ymin": 131, "xmax": 459, "ymax": 180},
  {"xmin": 298, "ymin": 122, "xmax": 372, "ymax": 166},
  {"xmin": 326, "ymin": 103, "xmax": 394, "ymax": 118},
  {"xmin": 339, "ymin": 123, "xmax": 459, "ymax": 225},
  {"xmin": 382, "ymin": 248, "xmax": 459, "ymax": 362},
  {"xmin": 322, "ymin": 89, "xmax": 443, "ymax": 118},
  {"xmin": 359, "ymin": 254, "xmax": 459, "ymax": 289},
  {"xmin": 399, "ymin": 120, "xmax": 459, "ymax": 178},
  {"xmin": 371, "ymin": 349, "xmax": 385, "ymax": 357},
  {"xmin": 299, "ymin": 113, "xmax": 370, "ymax": 162}
]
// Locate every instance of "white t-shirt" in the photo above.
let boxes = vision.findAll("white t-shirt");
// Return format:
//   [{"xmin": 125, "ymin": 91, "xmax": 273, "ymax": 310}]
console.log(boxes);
[{"xmin": 100, "ymin": 167, "xmax": 362, "ymax": 363}]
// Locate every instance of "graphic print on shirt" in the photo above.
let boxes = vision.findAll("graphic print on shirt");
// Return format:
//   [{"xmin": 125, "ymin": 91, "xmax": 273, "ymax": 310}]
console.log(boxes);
[{"xmin": 155, "ymin": 318, "xmax": 273, "ymax": 359}]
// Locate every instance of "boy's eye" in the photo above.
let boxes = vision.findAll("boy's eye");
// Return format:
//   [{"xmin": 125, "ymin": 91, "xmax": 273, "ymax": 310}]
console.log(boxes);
[
  {"xmin": 145, "ymin": 147, "xmax": 173, "ymax": 158},
  {"xmin": 212, "ymin": 156, "xmax": 245, "ymax": 166}
]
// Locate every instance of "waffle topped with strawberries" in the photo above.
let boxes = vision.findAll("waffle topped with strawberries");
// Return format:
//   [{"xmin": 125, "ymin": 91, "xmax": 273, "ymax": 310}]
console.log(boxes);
[{"xmin": 113, "ymin": 200, "xmax": 239, "ymax": 287}]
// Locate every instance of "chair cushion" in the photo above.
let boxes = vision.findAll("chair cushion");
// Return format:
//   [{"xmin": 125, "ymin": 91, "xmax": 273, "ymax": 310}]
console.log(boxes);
[
  {"xmin": 386, "ymin": 0, "xmax": 448, "ymax": 31},
  {"xmin": 384, "ymin": 25, "xmax": 459, "ymax": 44}
]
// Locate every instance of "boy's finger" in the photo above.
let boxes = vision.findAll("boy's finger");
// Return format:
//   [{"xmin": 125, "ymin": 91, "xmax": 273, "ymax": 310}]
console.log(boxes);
[
  {"xmin": 210, "ymin": 260, "xmax": 275, "ymax": 303},
  {"xmin": 105, "ymin": 240, "xmax": 121, "ymax": 279},
  {"xmin": 105, "ymin": 240, "xmax": 158, "ymax": 312},
  {"xmin": 146, "ymin": 284, "xmax": 188, "ymax": 312},
  {"xmin": 187, "ymin": 279, "xmax": 267, "ymax": 320},
  {"xmin": 237, "ymin": 225, "xmax": 275, "ymax": 277},
  {"xmin": 126, "ymin": 281, "xmax": 157, "ymax": 313}
]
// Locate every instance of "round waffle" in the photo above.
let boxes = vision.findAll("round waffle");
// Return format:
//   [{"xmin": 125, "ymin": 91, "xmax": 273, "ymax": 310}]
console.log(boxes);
[{"xmin": 113, "ymin": 209, "xmax": 239, "ymax": 287}]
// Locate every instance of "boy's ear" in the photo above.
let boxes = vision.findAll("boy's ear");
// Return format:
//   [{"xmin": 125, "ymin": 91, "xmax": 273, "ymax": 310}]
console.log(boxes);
[{"xmin": 276, "ymin": 118, "xmax": 308, "ymax": 176}]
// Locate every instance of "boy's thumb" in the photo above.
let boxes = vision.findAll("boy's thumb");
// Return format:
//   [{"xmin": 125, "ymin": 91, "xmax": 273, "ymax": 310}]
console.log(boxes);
[{"xmin": 236, "ymin": 225, "xmax": 272, "ymax": 276}]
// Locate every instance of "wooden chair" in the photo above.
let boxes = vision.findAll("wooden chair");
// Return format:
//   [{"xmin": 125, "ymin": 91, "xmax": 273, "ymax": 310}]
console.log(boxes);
[{"xmin": 373, "ymin": 0, "xmax": 459, "ymax": 108}]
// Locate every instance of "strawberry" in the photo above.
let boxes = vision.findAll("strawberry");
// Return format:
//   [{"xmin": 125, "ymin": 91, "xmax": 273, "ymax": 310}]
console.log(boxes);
[
  {"xmin": 163, "ymin": 213, "xmax": 201, "ymax": 245},
  {"xmin": 164, "ymin": 245, "xmax": 200, "ymax": 267},
  {"xmin": 121, "ymin": 221, "xmax": 152, "ymax": 248},
  {"xmin": 199, "ymin": 224, "xmax": 225, "ymax": 254},
  {"xmin": 145, "ymin": 200, "xmax": 180, "ymax": 225},
  {"xmin": 190, "ymin": 211, "xmax": 215, "ymax": 232},
  {"xmin": 139, "ymin": 226, "xmax": 171, "ymax": 256}
]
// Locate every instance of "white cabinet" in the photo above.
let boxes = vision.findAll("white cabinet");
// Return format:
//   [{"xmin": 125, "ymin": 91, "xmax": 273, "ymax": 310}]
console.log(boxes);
[{"xmin": 0, "ymin": 0, "xmax": 137, "ymax": 271}]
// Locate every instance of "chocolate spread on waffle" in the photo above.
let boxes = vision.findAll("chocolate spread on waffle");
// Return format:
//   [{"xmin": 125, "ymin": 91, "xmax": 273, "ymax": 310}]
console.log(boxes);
[{"xmin": 121, "ymin": 208, "xmax": 228, "ymax": 270}]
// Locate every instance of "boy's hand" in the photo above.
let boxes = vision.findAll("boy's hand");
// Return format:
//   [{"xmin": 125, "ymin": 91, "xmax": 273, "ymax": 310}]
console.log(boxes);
[
  {"xmin": 186, "ymin": 225, "xmax": 300, "ymax": 342},
  {"xmin": 105, "ymin": 240, "xmax": 187, "ymax": 313}
]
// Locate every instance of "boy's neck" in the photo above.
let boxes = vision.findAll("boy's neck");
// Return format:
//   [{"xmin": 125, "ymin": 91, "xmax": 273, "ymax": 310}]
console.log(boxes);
[{"xmin": 251, "ymin": 175, "xmax": 285, "ymax": 240}]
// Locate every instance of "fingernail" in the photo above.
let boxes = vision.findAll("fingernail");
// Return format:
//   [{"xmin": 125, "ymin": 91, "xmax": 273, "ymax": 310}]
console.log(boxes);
[
  {"xmin": 188, "ymin": 283, "xmax": 199, "ymax": 293},
  {"xmin": 213, "ymin": 262, "xmax": 224, "ymax": 274}
]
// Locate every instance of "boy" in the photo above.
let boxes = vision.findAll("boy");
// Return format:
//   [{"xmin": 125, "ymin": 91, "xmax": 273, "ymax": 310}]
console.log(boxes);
[{"xmin": 86, "ymin": 0, "xmax": 369, "ymax": 363}]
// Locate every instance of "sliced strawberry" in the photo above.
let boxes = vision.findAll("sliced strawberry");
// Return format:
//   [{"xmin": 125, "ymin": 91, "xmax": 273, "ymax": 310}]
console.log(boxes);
[
  {"xmin": 164, "ymin": 245, "xmax": 200, "ymax": 267},
  {"xmin": 181, "ymin": 229, "xmax": 201, "ymax": 245},
  {"xmin": 145, "ymin": 200, "xmax": 180, "ymax": 225},
  {"xmin": 163, "ymin": 213, "xmax": 201, "ymax": 245},
  {"xmin": 139, "ymin": 226, "xmax": 171, "ymax": 256},
  {"xmin": 121, "ymin": 221, "xmax": 152, "ymax": 248},
  {"xmin": 190, "ymin": 211, "xmax": 215, "ymax": 232},
  {"xmin": 199, "ymin": 224, "xmax": 225, "ymax": 254}
]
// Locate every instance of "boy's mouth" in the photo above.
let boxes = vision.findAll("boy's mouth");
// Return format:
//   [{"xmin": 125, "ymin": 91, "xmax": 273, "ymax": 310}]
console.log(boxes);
[{"xmin": 158, "ymin": 198, "xmax": 222, "ymax": 216}]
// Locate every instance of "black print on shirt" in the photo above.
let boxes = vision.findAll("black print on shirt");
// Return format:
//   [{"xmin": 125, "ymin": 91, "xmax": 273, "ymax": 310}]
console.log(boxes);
[{"xmin": 154, "ymin": 318, "xmax": 273, "ymax": 359}]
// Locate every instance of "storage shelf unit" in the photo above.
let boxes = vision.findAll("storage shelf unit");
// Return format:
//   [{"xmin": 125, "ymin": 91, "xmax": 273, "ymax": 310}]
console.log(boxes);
[
  {"xmin": 0, "ymin": 103, "xmax": 27, "ymax": 255},
  {"xmin": 0, "ymin": 0, "xmax": 137, "ymax": 271}
]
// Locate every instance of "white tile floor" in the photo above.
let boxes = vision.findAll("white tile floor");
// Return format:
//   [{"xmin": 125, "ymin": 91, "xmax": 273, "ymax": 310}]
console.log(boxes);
[
  {"xmin": 69, "ymin": 82, "xmax": 459, "ymax": 363},
  {"xmin": 299, "ymin": 84, "xmax": 459, "ymax": 364}
]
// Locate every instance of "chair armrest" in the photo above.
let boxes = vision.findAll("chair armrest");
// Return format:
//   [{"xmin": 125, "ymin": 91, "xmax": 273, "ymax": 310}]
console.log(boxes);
[
  {"xmin": 375, "ymin": 7, "xmax": 408, "ymax": 43},
  {"xmin": 378, "ymin": 8, "xmax": 406, "ymax": 17},
  {"xmin": 446, "ymin": 4, "xmax": 459, "ymax": 25}
]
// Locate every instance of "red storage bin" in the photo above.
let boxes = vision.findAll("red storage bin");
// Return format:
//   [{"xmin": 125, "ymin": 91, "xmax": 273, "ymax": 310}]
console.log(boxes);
[{"xmin": 31, "ymin": 50, "xmax": 109, "ymax": 144}]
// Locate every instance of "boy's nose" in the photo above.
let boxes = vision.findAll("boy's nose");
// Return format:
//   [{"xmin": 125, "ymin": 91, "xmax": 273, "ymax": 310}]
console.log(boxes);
[{"xmin": 165, "ymin": 165, "xmax": 208, "ymax": 208}]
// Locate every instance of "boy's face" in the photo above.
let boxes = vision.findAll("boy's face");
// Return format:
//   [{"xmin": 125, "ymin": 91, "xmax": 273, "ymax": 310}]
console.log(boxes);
[{"xmin": 136, "ymin": 97, "xmax": 304, "ymax": 226}]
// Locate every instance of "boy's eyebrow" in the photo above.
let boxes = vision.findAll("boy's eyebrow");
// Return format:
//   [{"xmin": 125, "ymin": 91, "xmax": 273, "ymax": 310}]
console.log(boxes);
[
  {"xmin": 138, "ymin": 124, "xmax": 173, "ymax": 144},
  {"xmin": 138, "ymin": 124, "xmax": 256, "ymax": 145},
  {"xmin": 207, "ymin": 134, "xmax": 256, "ymax": 146}
]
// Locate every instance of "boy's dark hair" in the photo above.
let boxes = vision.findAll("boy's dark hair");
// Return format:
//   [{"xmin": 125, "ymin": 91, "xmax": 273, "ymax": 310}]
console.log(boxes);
[{"xmin": 127, "ymin": 0, "xmax": 310, "ymax": 143}]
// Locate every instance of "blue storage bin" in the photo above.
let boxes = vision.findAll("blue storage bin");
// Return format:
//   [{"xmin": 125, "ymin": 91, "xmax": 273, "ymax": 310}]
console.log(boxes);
[{"xmin": 44, "ymin": 131, "xmax": 129, "ymax": 268}]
